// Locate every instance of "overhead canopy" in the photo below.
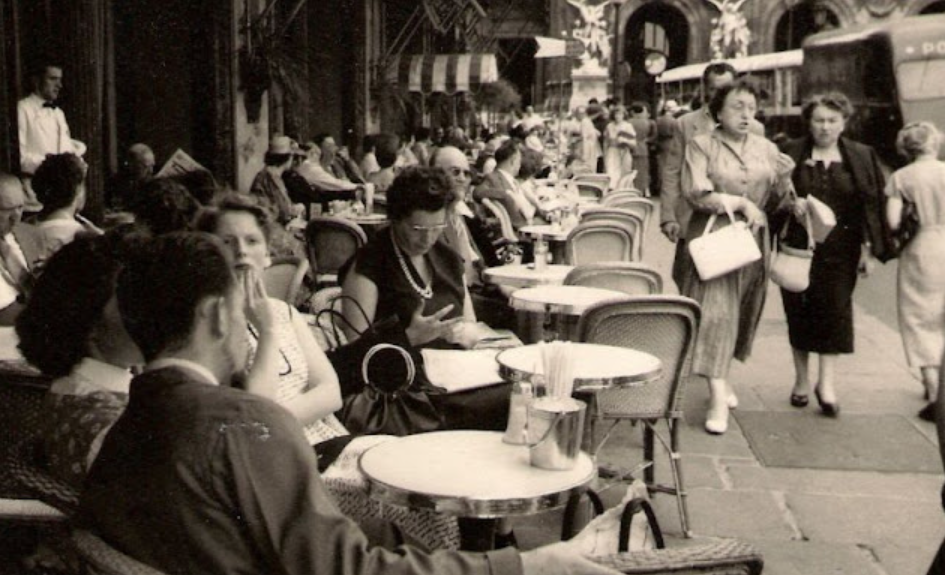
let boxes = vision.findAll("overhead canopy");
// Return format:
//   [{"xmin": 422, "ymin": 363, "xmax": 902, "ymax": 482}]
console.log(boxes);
[
  {"xmin": 385, "ymin": 53, "xmax": 498, "ymax": 94},
  {"xmin": 657, "ymin": 50, "xmax": 803, "ymax": 84}
]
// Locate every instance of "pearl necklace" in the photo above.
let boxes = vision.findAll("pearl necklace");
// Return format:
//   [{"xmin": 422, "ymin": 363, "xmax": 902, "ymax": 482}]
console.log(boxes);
[{"xmin": 393, "ymin": 237, "xmax": 433, "ymax": 300}]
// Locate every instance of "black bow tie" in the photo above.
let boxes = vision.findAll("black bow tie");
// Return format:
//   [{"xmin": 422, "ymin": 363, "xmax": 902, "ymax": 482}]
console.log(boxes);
[{"xmin": 42, "ymin": 101, "xmax": 58, "ymax": 109}]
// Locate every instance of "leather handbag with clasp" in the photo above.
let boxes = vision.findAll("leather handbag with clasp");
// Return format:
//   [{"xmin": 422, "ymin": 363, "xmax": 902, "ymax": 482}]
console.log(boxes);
[{"xmin": 688, "ymin": 204, "xmax": 762, "ymax": 281}]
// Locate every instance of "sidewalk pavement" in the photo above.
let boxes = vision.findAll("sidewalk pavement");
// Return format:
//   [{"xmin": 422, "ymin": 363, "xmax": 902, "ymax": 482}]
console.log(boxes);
[{"xmin": 517, "ymin": 203, "xmax": 945, "ymax": 575}]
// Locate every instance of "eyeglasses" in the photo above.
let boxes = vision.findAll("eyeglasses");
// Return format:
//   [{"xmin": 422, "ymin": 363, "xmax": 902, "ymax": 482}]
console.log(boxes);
[
  {"xmin": 447, "ymin": 167, "xmax": 472, "ymax": 179},
  {"xmin": 409, "ymin": 223, "xmax": 448, "ymax": 233}
]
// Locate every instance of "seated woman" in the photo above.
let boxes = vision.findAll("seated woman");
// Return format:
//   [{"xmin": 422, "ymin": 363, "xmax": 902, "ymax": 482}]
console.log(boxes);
[
  {"xmin": 195, "ymin": 193, "xmax": 460, "ymax": 550},
  {"xmin": 340, "ymin": 167, "xmax": 511, "ymax": 432},
  {"xmin": 31, "ymin": 152, "xmax": 103, "ymax": 259},
  {"xmin": 341, "ymin": 166, "xmax": 481, "ymax": 350},
  {"xmin": 15, "ymin": 230, "xmax": 142, "ymax": 490}
]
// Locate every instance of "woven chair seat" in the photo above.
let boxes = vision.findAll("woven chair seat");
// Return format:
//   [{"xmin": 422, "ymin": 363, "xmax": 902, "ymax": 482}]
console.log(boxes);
[
  {"xmin": 593, "ymin": 538, "xmax": 763, "ymax": 574},
  {"xmin": 7, "ymin": 439, "xmax": 79, "ymax": 515}
]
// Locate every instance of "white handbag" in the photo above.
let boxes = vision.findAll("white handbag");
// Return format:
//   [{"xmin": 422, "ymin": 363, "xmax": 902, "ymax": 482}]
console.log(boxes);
[
  {"xmin": 688, "ymin": 205, "xmax": 762, "ymax": 281},
  {"xmin": 770, "ymin": 211, "xmax": 815, "ymax": 293},
  {"xmin": 807, "ymin": 195, "xmax": 836, "ymax": 243}
]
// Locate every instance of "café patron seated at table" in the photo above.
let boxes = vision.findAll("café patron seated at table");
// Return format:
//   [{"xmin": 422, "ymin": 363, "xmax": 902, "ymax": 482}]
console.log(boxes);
[{"xmin": 340, "ymin": 166, "xmax": 486, "ymax": 350}]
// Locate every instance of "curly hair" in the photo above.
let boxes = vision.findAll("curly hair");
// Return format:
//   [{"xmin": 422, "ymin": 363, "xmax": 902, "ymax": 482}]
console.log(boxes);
[
  {"xmin": 801, "ymin": 92, "xmax": 854, "ymax": 123},
  {"xmin": 132, "ymin": 177, "xmax": 201, "ymax": 235},
  {"xmin": 32, "ymin": 153, "xmax": 86, "ymax": 217},
  {"xmin": 896, "ymin": 121, "xmax": 942, "ymax": 161},
  {"xmin": 194, "ymin": 192, "xmax": 275, "ymax": 242},
  {"xmin": 707, "ymin": 79, "xmax": 760, "ymax": 123},
  {"xmin": 15, "ymin": 229, "xmax": 141, "ymax": 378},
  {"xmin": 386, "ymin": 166, "xmax": 452, "ymax": 222}
]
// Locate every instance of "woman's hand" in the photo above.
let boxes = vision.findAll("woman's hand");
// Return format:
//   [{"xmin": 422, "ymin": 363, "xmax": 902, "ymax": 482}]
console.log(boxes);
[
  {"xmin": 240, "ymin": 269, "xmax": 275, "ymax": 335},
  {"xmin": 736, "ymin": 197, "xmax": 766, "ymax": 232},
  {"xmin": 445, "ymin": 321, "xmax": 482, "ymax": 349},
  {"xmin": 405, "ymin": 303, "xmax": 463, "ymax": 347}
]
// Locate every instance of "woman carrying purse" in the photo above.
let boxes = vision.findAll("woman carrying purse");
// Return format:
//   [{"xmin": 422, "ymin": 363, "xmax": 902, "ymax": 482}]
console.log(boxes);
[{"xmin": 679, "ymin": 80, "xmax": 796, "ymax": 435}]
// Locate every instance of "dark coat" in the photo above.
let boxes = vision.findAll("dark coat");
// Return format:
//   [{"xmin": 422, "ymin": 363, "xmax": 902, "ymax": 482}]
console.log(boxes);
[{"xmin": 780, "ymin": 136, "xmax": 895, "ymax": 262}]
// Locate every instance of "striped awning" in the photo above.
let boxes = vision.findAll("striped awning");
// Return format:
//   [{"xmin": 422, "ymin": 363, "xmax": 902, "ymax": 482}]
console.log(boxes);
[{"xmin": 385, "ymin": 53, "xmax": 499, "ymax": 94}]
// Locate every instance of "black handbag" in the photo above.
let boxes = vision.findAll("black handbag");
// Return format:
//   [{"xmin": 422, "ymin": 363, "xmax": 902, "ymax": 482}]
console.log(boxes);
[
  {"xmin": 893, "ymin": 199, "xmax": 920, "ymax": 254},
  {"xmin": 340, "ymin": 343, "xmax": 443, "ymax": 436},
  {"xmin": 316, "ymin": 295, "xmax": 416, "ymax": 398}
]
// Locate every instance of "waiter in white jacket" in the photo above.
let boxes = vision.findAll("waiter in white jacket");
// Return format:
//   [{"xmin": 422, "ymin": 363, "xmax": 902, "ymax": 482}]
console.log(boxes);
[{"xmin": 17, "ymin": 62, "xmax": 86, "ymax": 211}]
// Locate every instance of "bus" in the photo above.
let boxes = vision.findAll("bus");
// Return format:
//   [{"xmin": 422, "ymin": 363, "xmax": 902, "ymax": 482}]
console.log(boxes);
[{"xmin": 656, "ymin": 14, "xmax": 945, "ymax": 168}]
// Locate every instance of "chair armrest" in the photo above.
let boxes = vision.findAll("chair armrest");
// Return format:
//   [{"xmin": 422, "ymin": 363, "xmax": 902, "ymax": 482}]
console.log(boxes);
[{"xmin": 592, "ymin": 539, "xmax": 763, "ymax": 575}]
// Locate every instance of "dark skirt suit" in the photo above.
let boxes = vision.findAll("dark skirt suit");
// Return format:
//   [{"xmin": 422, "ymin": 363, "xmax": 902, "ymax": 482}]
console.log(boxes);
[{"xmin": 778, "ymin": 137, "xmax": 887, "ymax": 354}]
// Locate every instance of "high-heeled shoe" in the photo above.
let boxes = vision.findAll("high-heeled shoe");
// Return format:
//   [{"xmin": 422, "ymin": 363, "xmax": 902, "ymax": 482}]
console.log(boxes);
[
  {"xmin": 814, "ymin": 387, "xmax": 839, "ymax": 417},
  {"xmin": 705, "ymin": 402, "xmax": 729, "ymax": 435}
]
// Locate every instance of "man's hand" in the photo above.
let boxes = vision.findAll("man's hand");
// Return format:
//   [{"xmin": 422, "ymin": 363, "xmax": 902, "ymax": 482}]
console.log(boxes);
[
  {"xmin": 660, "ymin": 221, "xmax": 681, "ymax": 243},
  {"xmin": 405, "ymin": 303, "xmax": 463, "ymax": 347}
]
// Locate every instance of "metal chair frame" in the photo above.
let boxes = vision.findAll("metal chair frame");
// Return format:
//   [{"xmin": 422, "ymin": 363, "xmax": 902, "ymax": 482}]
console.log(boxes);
[
  {"xmin": 577, "ymin": 296, "xmax": 701, "ymax": 537},
  {"xmin": 480, "ymin": 198, "xmax": 519, "ymax": 243},
  {"xmin": 564, "ymin": 262, "xmax": 663, "ymax": 296},
  {"xmin": 574, "ymin": 181, "xmax": 607, "ymax": 202}
]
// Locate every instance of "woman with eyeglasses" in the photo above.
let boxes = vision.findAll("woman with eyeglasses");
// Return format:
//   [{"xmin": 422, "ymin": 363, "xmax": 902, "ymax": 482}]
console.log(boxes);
[{"xmin": 341, "ymin": 166, "xmax": 480, "ymax": 349}]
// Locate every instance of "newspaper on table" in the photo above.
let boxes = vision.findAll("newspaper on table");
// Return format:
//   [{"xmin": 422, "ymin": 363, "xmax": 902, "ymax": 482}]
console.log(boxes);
[{"xmin": 156, "ymin": 149, "xmax": 207, "ymax": 178}]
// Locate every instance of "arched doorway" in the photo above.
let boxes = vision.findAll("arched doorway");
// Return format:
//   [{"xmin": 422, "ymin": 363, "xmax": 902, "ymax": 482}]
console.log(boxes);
[
  {"xmin": 621, "ymin": 3, "xmax": 688, "ymax": 110},
  {"xmin": 775, "ymin": 1, "xmax": 840, "ymax": 51},
  {"xmin": 921, "ymin": 0, "xmax": 945, "ymax": 13}
]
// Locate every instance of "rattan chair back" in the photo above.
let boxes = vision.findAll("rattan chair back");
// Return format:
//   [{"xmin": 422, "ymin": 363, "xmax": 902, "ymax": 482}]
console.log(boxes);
[
  {"xmin": 564, "ymin": 262, "xmax": 662, "ymax": 296},
  {"xmin": 73, "ymin": 530, "xmax": 169, "ymax": 575},
  {"xmin": 263, "ymin": 256, "xmax": 310, "ymax": 305},
  {"xmin": 305, "ymin": 216, "xmax": 368, "ymax": 283},
  {"xmin": 579, "ymin": 208, "xmax": 644, "ymax": 260},
  {"xmin": 601, "ymin": 196, "xmax": 654, "ymax": 235},
  {"xmin": 565, "ymin": 221, "xmax": 635, "ymax": 265}
]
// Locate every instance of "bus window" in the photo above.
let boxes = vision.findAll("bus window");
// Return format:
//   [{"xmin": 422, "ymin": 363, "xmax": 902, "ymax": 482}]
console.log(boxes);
[{"xmin": 897, "ymin": 60, "xmax": 945, "ymax": 100}]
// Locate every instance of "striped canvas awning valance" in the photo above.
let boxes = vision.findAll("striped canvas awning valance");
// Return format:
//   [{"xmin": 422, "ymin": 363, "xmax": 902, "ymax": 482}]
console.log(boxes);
[{"xmin": 385, "ymin": 53, "xmax": 498, "ymax": 94}]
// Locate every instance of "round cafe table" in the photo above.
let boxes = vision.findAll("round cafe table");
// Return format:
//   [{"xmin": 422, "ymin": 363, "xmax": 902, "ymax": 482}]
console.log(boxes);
[
  {"xmin": 510, "ymin": 285, "xmax": 628, "ymax": 342},
  {"xmin": 495, "ymin": 342, "xmax": 662, "ymax": 391},
  {"xmin": 483, "ymin": 263, "xmax": 573, "ymax": 290},
  {"xmin": 519, "ymin": 224, "xmax": 571, "ymax": 242},
  {"xmin": 360, "ymin": 430, "xmax": 595, "ymax": 550}
]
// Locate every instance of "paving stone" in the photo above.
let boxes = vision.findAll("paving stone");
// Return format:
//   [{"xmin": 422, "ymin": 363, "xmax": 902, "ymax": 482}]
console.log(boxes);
[
  {"xmin": 726, "ymin": 465, "xmax": 943, "ymax": 500},
  {"xmin": 736, "ymin": 411, "xmax": 941, "ymax": 473},
  {"xmin": 787, "ymin": 493, "xmax": 945, "ymax": 550},
  {"xmin": 741, "ymin": 539, "xmax": 882, "ymax": 575},
  {"xmin": 679, "ymin": 489, "xmax": 796, "ymax": 540}
]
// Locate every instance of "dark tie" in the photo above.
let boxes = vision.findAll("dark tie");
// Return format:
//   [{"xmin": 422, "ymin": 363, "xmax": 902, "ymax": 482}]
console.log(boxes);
[{"xmin": 42, "ymin": 101, "xmax": 58, "ymax": 110}]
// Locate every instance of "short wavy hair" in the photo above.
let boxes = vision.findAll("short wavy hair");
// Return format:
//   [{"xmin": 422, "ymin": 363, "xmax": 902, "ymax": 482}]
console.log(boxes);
[
  {"xmin": 33, "ymin": 153, "xmax": 86, "ymax": 216},
  {"xmin": 386, "ymin": 166, "xmax": 452, "ymax": 222},
  {"xmin": 117, "ymin": 233, "xmax": 235, "ymax": 362},
  {"xmin": 708, "ymin": 79, "xmax": 760, "ymax": 123},
  {"xmin": 801, "ymin": 91, "xmax": 854, "ymax": 123},
  {"xmin": 132, "ymin": 177, "xmax": 201, "ymax": 235},
  {"xmin": 518, "ymin": 148, "xmax": 544, "ymax": 180},
  {"xmin": 896, "ymin": 121, "xmax": 942, "ymax": 161},
  {"xmin": 194, "ymin": 192, "xmax": 275, "ymax": 242},
  {"xmin": 16, "ymin": 229, "xmax": 140, "ymax": 378}
]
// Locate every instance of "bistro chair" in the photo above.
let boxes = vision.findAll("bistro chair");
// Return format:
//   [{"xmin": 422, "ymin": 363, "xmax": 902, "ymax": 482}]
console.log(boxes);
[
  {"xmin": 0, "ymin": 374, "xmax": 67, "ymax": 525},
  {"xmin": 614, "ymin": 171, "xmax": 640, "ymax": 193},
  {"xmin": 565, "ymin": 262, "xmax": 663, "ymax": 296},
  {"xmin": 73, "ymin": 530, "xmax": 169, "ymax": 575},
  {"xmin": 263, "ymin": 256, "xmax": 310, "ymax": 306},
  {"xmin": 573, "ymin": 173, "xmax": 612, "ymax": 189},
  {"xmin": 606, "ymin": 189, "xmax": 644, "ymax": 201},
  {"xmin": 602, "ymin": 196, "xmax": 655, "ymax": 236},
  {"xmin": 565, "ymin": 221, "xmax": 635, "ymax": 265},
  {"xmin": 305, "ymin": 216, "xmax": 368, "ymax": 286},
  {"xmin": 592, "ymin": 538, "xmax": 763, "ymax": 574},
  {"xmin": 579, "ymin": 208, "xmax": 645, "ymax": 261},
  {"xmin": 480, "ymin": 198, "xmax": 520, "ymax": 244},
  {"xmin": 574, "ymin": 181, "xmax": 607, "ymax": 202},
  {"xmin": 577, "ymin": 295, "xmax": 701, "ymax": 538}
]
